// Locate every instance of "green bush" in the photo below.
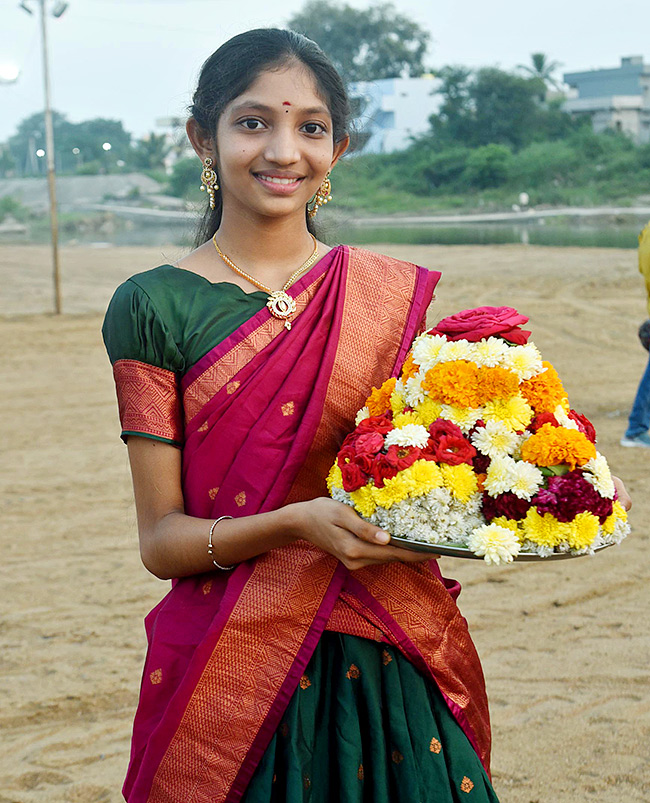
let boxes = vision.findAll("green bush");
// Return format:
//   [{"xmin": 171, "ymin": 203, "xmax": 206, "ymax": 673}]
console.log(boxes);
[
  {"xmin": 464, "ymin": 144, "xmax": 512, "ymax": 188},
  {"xmin": 0, "ymin": 195, "xmax": 28, "ymax": 222},
  {"xmin": 168, "ymin": 157, "xmax": 200, "ymax": 199}
]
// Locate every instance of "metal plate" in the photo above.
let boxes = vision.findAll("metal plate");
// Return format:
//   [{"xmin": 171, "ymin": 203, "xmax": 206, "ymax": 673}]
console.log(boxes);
[{"xmin": 388, "ymin": 535, "xmax": 615, "ymax": 561}]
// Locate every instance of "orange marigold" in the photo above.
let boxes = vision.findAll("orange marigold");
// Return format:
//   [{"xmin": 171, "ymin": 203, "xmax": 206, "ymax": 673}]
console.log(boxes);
[
  {"xmin": 475, "ymin": 365, "xmax": 520, "ymax": 404},
  {"xmin": 366, "ymin": 377, "xmax": 397, "ymax": 416},
  {"xmin": 400, "ymin": 351, "xmax": 418, "ymax": 382},
  {"xmin": 422, "ymin": 361, "xmax": 480, "ymax": 407},
  {"xmin": 520, "ymin": 422, "xmax": 596, "ymax": 470},
  {"xmin": 520, "ymin": 361, "xmax": 568, "ymax": 414}
]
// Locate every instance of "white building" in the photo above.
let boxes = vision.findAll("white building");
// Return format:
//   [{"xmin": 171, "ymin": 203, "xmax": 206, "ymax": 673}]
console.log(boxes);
[{"xmin": 349, "ymin": 76, "xmax": 442, "ymax": 154}]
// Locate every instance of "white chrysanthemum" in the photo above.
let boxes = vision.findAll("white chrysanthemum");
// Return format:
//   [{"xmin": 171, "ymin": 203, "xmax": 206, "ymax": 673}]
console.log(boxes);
[
  {"xmin": 582, "ymin": 452, "xmax": 615, "ymax": 498},
  {"xmin": 553, "ymin": 405, "xmax": 578, "ymax": 430},
  {"xmin": 509, "ymin": 460, "xmax": 544, "ymax": 500},
  {"xmin": 384, "ymin": 423, "xmax": 430, "ymax": 449},
  {"xmin": 471, "ymin": 420, "xmax": 520, "ymax": 458},
  {"xmin": 412, "ymin": 333, "xmax": 448, "ymax": 370},
  {"xmin": 483, "ymin": 454, "xmax": 517, "ymax": 497},
  {"xmin": 438, "ymin": 340, "xmax": 473, "ymax": 364},
  {"xmin": 472, "ymin": 337, "xmax": 510, "ymax": 368},
  {"xmin": 501, "ymin": 343, "xmax": 543, "ymax": 381},
  {"xmin": 355, "ymin": 406, "xmax": 370, "ymax": 426},
  {"xmin": 468, "ymin": 524, "xmax": 521, "ymax": 565},
  {"xmin": 440, "ymin": 404, "xmax": 483, "ymax": 434},
  {"xmin": 404, "ymin": 373, "xmax": 426, "ymax": 406}
]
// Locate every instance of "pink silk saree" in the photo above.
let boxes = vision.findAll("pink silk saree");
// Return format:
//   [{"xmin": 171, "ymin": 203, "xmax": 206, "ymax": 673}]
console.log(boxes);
[{"xmin": 119, "ymin": 245, "xmax": 492, "ymax": 803}]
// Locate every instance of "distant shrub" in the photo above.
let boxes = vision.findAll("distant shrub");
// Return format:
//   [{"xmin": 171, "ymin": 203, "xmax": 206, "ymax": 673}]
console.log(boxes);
[{"xmin": 464, "ymin": 144, "xmax": 512, "ymax": 188}]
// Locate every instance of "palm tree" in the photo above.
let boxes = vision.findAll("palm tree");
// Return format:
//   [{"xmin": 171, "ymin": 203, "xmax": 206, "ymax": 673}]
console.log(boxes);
[{"xmin": 518, "ymin": 53, "xmax": 563, "ymax": 91}]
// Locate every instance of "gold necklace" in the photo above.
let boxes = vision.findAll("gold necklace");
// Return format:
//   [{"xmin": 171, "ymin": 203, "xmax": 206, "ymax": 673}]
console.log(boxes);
[{"xmin": 212, "ymin": 234, "xmax": 319, "ymax": 330}]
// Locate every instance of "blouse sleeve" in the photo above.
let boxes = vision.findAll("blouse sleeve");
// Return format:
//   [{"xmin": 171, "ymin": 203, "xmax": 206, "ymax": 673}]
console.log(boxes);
[{"xmin": 102, "ymin": 279, "xmax": 185, "ymax": 446}]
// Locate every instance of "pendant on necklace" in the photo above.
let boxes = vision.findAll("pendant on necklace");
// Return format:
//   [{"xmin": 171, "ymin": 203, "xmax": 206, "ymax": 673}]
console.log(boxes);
[{"xmin": 267, "ymin": 290, "xmax": 297, "ymax": 330}]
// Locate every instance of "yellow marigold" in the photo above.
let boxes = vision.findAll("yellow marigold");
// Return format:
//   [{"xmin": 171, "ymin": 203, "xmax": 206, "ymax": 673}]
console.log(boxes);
[
  {"xmin": 520, "ymin": 423, "xmax": 596, "ymax": 470},
  {"xmin": 393, "ymin": 411, "xmax": 422, "ymax": 428},
  {"xmin": 327, "ymin": 463, "xmax": 343, "ymax": 493},
  {"xmin": 400, "ymin": 351, "xmax": 419, "ymax": 382},
  {"xmin": 483, "ymin": 394, "xmax": 533, "ymax": 432},
  {"xmin": 402, "ymin": 459, "xmax": 443, "ymax": 494},
  {"xmin": 415, "ymin": 397, "xmax": 443, "ymax": 427},
  {"xmin": 602, "ymin": 500, "xmax": 627, "ymax": 535},
  {"xmin": 475, "ymin": 365, "xmax": 520, "ymax": 404},
  {"xmin": 566, "ymin": 511, "xmax": 600, "ymax": 550},
  {"xmin": 520, "ymin": 361, "xmax": 569, "ymax": 414},
  {"xmin": 440, "ymin": 463, "xmax": 478, "ymax": 503},
  {"xmin": 366, "ymin": 377, "xmax": 396, "ymax": 417},
  {"xmin": 349, "ymin": 485, "xmax": 377, "ymax": 518},
  {"xmin": 423, "ymin": 361, "xmax": 480, "ymax": 408},
  {"xmin": 521, "ymin": 508, "xmax": 568, "ymax": 548},
  {"xmin": 390, "ymin": 390, "xmax": 406, "ymax": 416},
  {"xmin": 491, "ymin": 516, "xmax": 524, "ymax": 541},
  {"xmin": 371, "ymin": 473, "xmax": 412, "ymax": 508}
]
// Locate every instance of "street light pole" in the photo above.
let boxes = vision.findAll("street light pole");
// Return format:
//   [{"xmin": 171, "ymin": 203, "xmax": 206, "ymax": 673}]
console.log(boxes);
[{"xmin": 38, "ymin": 0, "xmax": 62, "ymax": 314}]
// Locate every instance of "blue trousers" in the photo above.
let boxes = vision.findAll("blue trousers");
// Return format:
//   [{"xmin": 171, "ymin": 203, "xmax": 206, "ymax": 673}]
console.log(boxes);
[{"xmin": 625, "ymin": 353, "xmax": 650, "ymax": 437}]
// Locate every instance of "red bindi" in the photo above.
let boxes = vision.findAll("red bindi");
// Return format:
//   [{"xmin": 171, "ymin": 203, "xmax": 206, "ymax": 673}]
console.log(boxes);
[{"xmin": 282, "ymin": 101, "xmax": 291, "ymax": 106}]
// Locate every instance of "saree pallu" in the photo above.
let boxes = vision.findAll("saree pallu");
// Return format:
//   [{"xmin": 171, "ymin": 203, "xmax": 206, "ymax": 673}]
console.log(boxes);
[{"xmin": 118, "ymin": 246, "xmax": 492, "ymax": 803}]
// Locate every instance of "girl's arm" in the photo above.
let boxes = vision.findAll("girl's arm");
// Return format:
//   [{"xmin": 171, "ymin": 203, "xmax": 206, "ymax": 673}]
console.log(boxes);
[{"xmin": 127, "ymin": 437, "xmax": 431, "ymax": 580}]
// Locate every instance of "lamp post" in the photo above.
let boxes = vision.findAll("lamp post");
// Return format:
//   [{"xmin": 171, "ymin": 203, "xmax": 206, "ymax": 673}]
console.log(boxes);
[{"xmin": 20, "ymin": 0, "xmax": 68, "ymax": 314}]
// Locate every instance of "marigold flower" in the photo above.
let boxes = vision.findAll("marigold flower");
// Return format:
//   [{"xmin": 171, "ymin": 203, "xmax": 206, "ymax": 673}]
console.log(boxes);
[
  {"xmin": 423, "ymin": 361, "xmax": 480, "ymax": 407},
  {"xmin": 366, "ymin": 377, "xmax": 397, "ymax": 417},
  {"xmin": 475, "ymin": 365, "xmax": 520, "ymax": 403},
  {"xmin": 349, "ymin": 485, "xmax": 376, "ymax": 518},
  {"xmin": 440, "ymin": 463, "xmax": 478, "ymax": 503},
  {"xmin": 400, "ymin": 351, "xmax": 419, "ymax": 382},
  {"xmin": 520, "ymin": 361, "xmax": 568, "ymax": 414},
  {"xmin": 483, "ymin": 394, "xmax": 533, "ymax": 431},
  {"xmin": 566, "ymin": 511, "xmax": 600, "ymax": 550},
  {"xmin": 520, "ymin": 423, "xmax": 596, "ymax": 470}
]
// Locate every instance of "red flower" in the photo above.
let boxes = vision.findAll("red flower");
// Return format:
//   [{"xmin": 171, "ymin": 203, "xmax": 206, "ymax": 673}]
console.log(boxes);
[
  {"xmin": 355, "ymin": 432, "xmax": 385, "ymax": 456},
  {"xmin": 429, "ymin": 418, "xmax": 464, "ymax": 441},
  {"xmin": 427, "ymin": 306, "xmax": 531, "ymax": 345},
  {"xmin": 371, "ymin": 454, "xmax": 399, "ymax": 488},
  {"xmin": 352, "ymin": 453, "xmax": 375, "ymax": 474},
  {"xmin": 385, "ymin": 444, "xmax": 421, "ymax": 471},
  {"xmin": 431, "ymin": 434, "xmax": 476, "ymax": 466},
  {"xmin": 356, "ymin": 414, "xmax": 394, "ymax": 435},
  {"xmin": 341, "ymin": 462, "xmax": 368, "ymax": 492},
  {"xmin": 337, "ymin": 444, "xmax": 356, "ymax": 470},
  {"xmin": 482, "ymin": 492, "xmax": 532, "ymax": 520},
  {"xmin": 529, "ymin": 412, "xmax": 558, "ymax": 433},
  {"xmin": 568, "ymin": 410, "xmax": 596, "ymax": 443}
]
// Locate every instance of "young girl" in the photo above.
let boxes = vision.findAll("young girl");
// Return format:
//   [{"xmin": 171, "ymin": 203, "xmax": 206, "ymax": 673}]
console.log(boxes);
[{"xmin": 103, "ymin": 28, "xmax": 501, "ymax": 802}]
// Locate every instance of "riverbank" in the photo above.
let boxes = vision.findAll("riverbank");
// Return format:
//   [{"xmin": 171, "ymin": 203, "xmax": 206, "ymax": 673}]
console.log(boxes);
[{"xmin": 1, "ymin": 243, "xmax": 649, "ymax": 802}]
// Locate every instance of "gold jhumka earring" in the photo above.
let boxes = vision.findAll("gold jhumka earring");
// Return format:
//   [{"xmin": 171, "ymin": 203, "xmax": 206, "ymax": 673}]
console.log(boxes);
[
  {"xmin": 307, "ymin": 172, "xmax": 332, "ymax": 219},
  {"xmin": 200, "ymin": 156, "xmax": 219, "ymax": 210}
]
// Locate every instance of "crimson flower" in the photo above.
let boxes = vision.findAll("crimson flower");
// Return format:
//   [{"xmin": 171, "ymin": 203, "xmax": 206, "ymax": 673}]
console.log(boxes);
[
  {"xmin": 371, "ymin": 454, "xmax": 399, "ymax": 488},
  {"xmin": 385, "ymin": 444, "xmax": 421, "ymax": 471},
  {"xmin": 355, "ymin": 432, "xmax": 385, "ymax": 456},
  {"xmin": 427, "ymin": 306, "xmax": 531, "ymax": 345}
]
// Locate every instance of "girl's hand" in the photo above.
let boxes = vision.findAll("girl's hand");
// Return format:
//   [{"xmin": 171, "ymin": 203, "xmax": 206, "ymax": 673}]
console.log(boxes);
[
  {"xmin": 288, "ymin": 497, "xmax": 435, "ymax": 571},
  {"xmin": 612, "ymin": 475, "xmax": 632, "ymax": 511}
]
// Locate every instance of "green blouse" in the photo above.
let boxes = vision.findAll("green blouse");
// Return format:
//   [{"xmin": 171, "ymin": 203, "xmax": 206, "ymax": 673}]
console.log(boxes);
[{"xmin": 102, "ymin": 265, "xmax": 268, "ymax": 444}]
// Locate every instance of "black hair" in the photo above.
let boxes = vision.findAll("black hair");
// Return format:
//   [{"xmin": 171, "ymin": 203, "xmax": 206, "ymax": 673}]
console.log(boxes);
[{"xmin": 190, "ymin": 28, "xmax": 351, "ymax": 246}]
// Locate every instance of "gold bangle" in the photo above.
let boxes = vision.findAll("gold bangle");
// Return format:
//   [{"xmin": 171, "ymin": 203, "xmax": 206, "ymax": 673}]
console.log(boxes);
[{"xmin": 207, "ymin": 515, "xmax": 234, "ymax": 570}]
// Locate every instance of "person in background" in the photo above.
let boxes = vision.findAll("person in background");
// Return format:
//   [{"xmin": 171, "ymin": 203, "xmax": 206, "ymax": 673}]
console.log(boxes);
[{"xmin": 621, "ymin": 221, "xmax": 650, "ymax": 448}]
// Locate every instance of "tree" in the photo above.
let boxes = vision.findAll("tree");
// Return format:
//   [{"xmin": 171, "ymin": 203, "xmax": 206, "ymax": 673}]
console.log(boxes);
[
  {"xmin": 428, "ymin": 66, "xmax": 475, "ymax": 145},
  {"xmin": 518, "ymin": 52, "xmax": 563, "ymax": 91},
  {"xmin": 288, "ymin": 1, "xmax": 430, "ymax": 84},
  {"xmin": 132, "ymin": 133, "xmax": 171, "ymax": 171}
]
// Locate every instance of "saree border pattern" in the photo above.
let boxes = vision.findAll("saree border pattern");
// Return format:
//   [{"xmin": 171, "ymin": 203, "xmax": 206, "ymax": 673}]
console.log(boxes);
[{"xmin": 113, "ymin": 359, "xmax": 183, "ymax": 443}]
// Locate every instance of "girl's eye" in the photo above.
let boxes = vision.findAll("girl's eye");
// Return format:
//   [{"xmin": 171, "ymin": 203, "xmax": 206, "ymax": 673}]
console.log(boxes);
[
  {"xmin": 241, "ymin": 119, "xmax": 264, "ymax": 130},
  {"xmin": 302, "ymin": 122, "xmax": 326, "ymax": 135}
]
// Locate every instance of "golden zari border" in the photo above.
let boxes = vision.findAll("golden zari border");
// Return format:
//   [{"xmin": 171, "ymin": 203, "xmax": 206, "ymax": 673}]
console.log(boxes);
[
  {"xmin": 113, "ymin": 359, "xmax": 183, "ymax": 443},
  {"xmin": 182, "ymin": 273, "xmax": 325, "ymax": 425},
  {"xmin": 147, "ymin": 544, "xmax": 339, "ymax": 803},
  {"xmin": 285, "ymin": 246, "xmax": 418, "ymax": 504}
]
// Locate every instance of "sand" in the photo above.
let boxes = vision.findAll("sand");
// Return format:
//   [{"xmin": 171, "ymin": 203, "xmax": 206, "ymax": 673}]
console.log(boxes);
[{"xmin": 1, "ymin": 242, "xmax": 649, "ymax": 803}]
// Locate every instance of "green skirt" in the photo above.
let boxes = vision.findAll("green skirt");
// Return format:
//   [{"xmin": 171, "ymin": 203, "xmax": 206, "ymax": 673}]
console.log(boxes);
[{"xmin": 242, "ymin": 632, "xmax": 499, "ymax": 802}]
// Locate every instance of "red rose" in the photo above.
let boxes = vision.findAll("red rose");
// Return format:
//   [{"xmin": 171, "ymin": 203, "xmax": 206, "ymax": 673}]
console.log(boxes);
[
  {"xmin": 429, "ymin": 418, "xmax": 464, "ymax": 441},
  {"xmin": 352, "ymin": 453, "xmax": 375, "ymax": 474},
  {"xmin": 427, "ymin": 306, "xmax": 531, "ymax": 345},
  {"xmin": 431, "ymin": 434, "xmax": 476, "ymax": 465},
  {"xmin": 529, "ymin": 412, "xmax": 558, "ymax": 433},
  {"xmin": 370, "ymin": 454, "xmax": 399, "ymax": 488},
  {"xmin": 385, "ymin": 444, "xmax": 421, "ymax": 471},
  {"xmin": 355, "ymin": 432, "xmax": 385, "ymax": 456},
  {"xmin": 337, "ymin": 444, "xmax": 356, "ymax": 469},
  {"xmin": 341, "ymin": 462, "xmax": 368, "ymax": 492},
  {"xmin": 568, "ymin": 410, "xmax": 596, "ymax": 443},
  {"xmin": 356, "ymin": 414, "xmax": 394, "ymax": 435}
]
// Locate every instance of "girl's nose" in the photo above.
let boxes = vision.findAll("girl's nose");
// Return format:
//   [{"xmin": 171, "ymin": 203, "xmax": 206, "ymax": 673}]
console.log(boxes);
[{"xmin": 264, "ymin": 128, "xmax": 300, "ymax": 165}]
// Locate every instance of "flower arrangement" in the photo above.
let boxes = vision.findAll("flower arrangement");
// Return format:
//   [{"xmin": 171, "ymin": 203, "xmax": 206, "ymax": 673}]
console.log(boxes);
[{"xmin": 327, "ymin": 306, "xmax": 629, "ymax": 564}]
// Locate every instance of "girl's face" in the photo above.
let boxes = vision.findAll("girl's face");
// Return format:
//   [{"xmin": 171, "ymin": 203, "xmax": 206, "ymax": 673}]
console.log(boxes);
[{"xmin": 213, "ymin": 62, "xmax": 348, "ymax": 223}]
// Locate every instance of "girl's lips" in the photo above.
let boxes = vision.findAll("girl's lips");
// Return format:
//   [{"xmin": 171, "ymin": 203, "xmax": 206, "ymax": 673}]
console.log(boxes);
[{"xmin": 253, "ymin": 173, "xmax": 305, "ymax": 195}]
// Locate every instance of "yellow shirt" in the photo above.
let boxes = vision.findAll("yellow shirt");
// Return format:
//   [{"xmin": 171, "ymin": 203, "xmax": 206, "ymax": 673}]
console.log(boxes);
[{"xmin": 640, "ymin": 221, "xmax": 650, "ymax": 317}]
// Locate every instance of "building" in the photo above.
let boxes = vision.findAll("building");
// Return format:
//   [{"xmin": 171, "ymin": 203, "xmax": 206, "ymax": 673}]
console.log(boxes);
[
  {"xmin": 563, "ymin": 56, "xmax": 650, "ymax": 144},
  {"xmin": 348, "ymin": 76, "xmax": 441, "ymax": 155}
]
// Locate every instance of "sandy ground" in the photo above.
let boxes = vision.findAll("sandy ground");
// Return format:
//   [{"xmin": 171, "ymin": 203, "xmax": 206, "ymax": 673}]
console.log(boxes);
[{"xmin": 1, "ymin": 242, "xmax": 649, "ymax": 803}]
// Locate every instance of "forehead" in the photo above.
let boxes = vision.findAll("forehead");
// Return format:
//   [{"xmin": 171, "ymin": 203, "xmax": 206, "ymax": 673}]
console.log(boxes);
[{"xmin": 231, "ymin": 62, "xmax": 329, "ymax": 114}]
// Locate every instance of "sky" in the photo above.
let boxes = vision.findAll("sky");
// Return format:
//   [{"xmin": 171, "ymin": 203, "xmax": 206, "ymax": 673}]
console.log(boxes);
[{"xmin": 0, "ymin": 0, "xmax": 647, "ymax": 143}]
